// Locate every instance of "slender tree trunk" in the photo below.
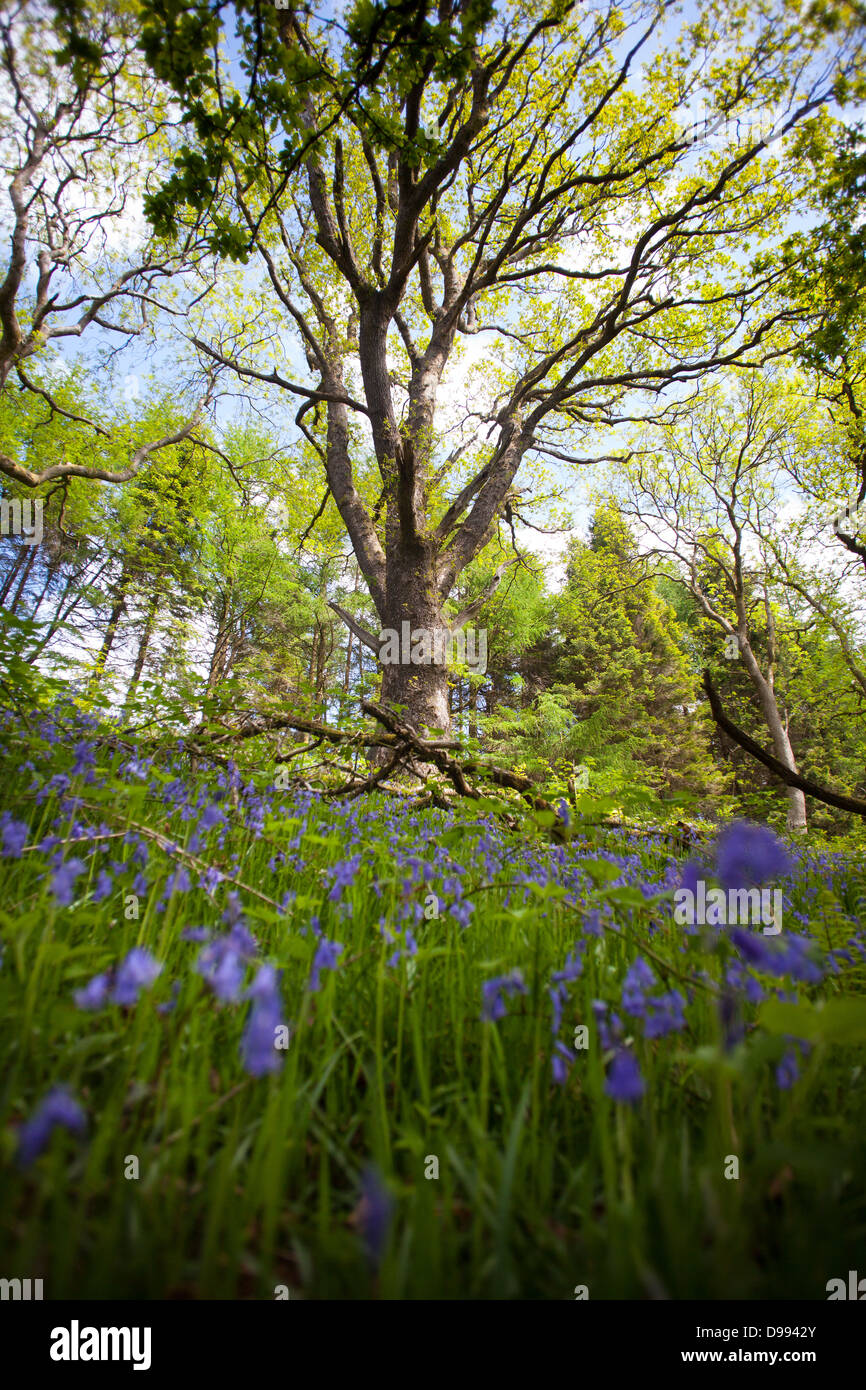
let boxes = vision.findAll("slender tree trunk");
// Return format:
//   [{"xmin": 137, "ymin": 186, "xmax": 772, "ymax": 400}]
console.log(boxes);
[
  {"xmin": 124, "ymin": 590, "xmax": 160, "ymax": 710},
  {"xmin": 0, "ymin": 546, "xmax": 27, "ymax": 607},
  {"xmin": 338, "ymin": 629, "xmax": 353, "ymax": 722},
  {"xmin": 30, "ymin": 567, "xmax": 56, "ymax": 620},
  {"xmin": 8, "ymin": 544, "xmax": 37, "ymax": 613},
  {"xmin": 315, "ymin": 622, "xmax": 329, "ymax": 702},
  {"xmin": 88, "ymin": 572, "xmax": 129, "ymax": 692},
  {"xmin": 739, "ymin": 638, "xmax": 807, "ymax": 832},
  {"xmin": 469, "ymin": 683, "xmax": 478, "ymax": 741}
]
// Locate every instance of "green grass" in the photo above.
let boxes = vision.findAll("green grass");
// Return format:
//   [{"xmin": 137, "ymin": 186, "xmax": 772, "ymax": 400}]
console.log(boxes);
[{"xmin": 1, "ymin": 714, "xmax": 865, "ymax": 1299}]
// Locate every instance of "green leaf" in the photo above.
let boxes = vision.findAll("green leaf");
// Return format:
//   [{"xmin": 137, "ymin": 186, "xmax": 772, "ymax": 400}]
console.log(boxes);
[
  {"xmin": 758, "ymin": 997, "xmax": 866, "ymax": 1044},
  {"xmin": 582, "ymin": 858, "xmax": 622, "ymax": 885}
]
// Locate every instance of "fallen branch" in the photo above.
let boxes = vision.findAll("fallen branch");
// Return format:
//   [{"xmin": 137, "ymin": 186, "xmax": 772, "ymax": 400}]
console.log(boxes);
[{"xmin": 702, "ymin": 671, "xmax": 866, "ymax": 818}]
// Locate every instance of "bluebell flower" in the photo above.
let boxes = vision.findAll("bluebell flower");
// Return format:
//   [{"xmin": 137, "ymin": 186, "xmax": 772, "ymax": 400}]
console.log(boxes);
[
  {"xmin": 481, "ymin": 970, "xmax": 527, "ymax": 1022},
  {"xmin": 199, "ymin": 865, "xmax": 224, "ymax": 896},
  {"xmin": 328, "ymin": 855, "xmax": 362, "ymax": 902},
  {"xmin": 776, "ymin": 1048, "xmax": 800, "ymax": 1089},
  {"xmin": 1, "ymin": 814, "xmax": 28, "ymax": 858},
  {"xmin": 386, "ymin": 929, "xmax": 418, "ymax": 968},
  {"xmin": 604, "ymin": 1049, "xmax": 645, "ymax": 1104},
  {"xmin": 17, "ymin": 1086, "xmax": 87, "ymax": 1167},
  {"xmin": 71, "ymin": 741, "xmax": 96, "ymax": 776},
  {"xmin": 582, "ymin": 909, "xmax": 604, "ymax": 937},
  {"xmin": 198, "ymin": 804, "xmax": 224, "ymax": 834},
  {"xmin": 163, "ymin": 867, "xmax": 191, "ymax": 898},
  {"xmin": 156, "ymin": 982, "xmax": 181, "ymax": 1015},
  {"xmin": 196, "ymin": 926, "xmax": 256, "ymax": 1002},
  {"xmin": 592, "ymin": 1000, "xmax": 623, "ymax": 1050},
  {"xmin": 241, "ymin": 965, "xmax": 287, "ymax": 1076},
  {"xmin": 552, "ymin": 1040, "xmax": 576, "ymax": 1085},
  {"xmin": 92, "ymin": 870, "xmax": 113, "ymax": 902},
  {"xmin": 548, "ymin": 944, "xmax": 585, "ymax": 1033},
  {"xmin": 74, "ymin": 972, "xmax": 112, "ymax": 1010},
  {"xmin": 222, "ymin": 891, "xmax": 244, "ymax": 927},
  {"xmin": 358, "ymin": 1164, "xmax": 393, "ymax": 1268},
  {"xmin": 112, "ymin": 948, "xmax": 162, "ymax": 1005},
  {"xmin": 715, "ymin": 822, "xmax": 791, "ymax": 891},
  {"xmin": 50, "ymin": 856, "xmax": 86, "ymax": 906},
  {"xmin": 309, "ymin": 937, "xmax": 344, "ymax": 992},
  {"xmin": 719, "ymin": 990, "xmax": 745, "ymax": 1050},
  {"xmin": 729, "ymin": 929, "xmax": 776, "ymax": 971},
  {"xmin": 643, "ymin": 989, "xmax": 686, "ymax": 1039},
  {"xmin": 621, "ymin": 956, "xmax": 655, "ymax": 1016}
]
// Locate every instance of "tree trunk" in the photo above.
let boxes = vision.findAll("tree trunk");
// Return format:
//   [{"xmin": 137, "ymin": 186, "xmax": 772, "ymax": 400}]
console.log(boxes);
[
  {"xmin": 124, "ymin": 590, "xmax": 160, "ymax": 710},
  {"xmin": 740, "ymin": 639, "xmax": 807, "ymax": 832},
  {"xmin": 89, "ymin": 574, "xmax": 128, "ymax": 690},
  {"xmin": 7, "ymin": 544, "xmax": 37, "ymax": 613},
  {"xmin": 0, "ymin": 546, "xmax": 27, "ymax": 607},
  {"xmin": 378, "ymin": 546, "xmax": 451, "ymax": 737}
]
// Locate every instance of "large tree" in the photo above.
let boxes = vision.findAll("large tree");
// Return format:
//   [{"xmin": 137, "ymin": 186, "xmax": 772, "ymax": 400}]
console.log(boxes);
[{"xmin": 130, "ymin": 0, "xmax": 866, "ymax": 731}]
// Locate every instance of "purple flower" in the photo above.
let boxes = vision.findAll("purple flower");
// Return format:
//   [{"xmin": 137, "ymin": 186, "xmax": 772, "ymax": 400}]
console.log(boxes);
[
  {"xmin": 92, "ymin": 870, "xmax": 113, "ymax": 903},
  {"xmin": 156, "ymin": 981, "xmax": 181, "ymax": 1015},
  {"xmin": 644, "ymin": 989, "xmax": 686, "ymax": 1039},
  {"xmin": 196, "ymin": 927, "xmax": 256, "ymax": 1002},
  {"xmin": 74, "ymin": 971, "xmax": 112, "ymax": 1010},
  {"xmin": 200, "ymin": 865, "xmax": 225, "ymax": 896},
  {"xmin": 548, "ymin": 944, "xmax": 585, "ymax": 1033},
  {"xmin": 592, "ymin": 999, "xmax": 623, "ymax": 1050},
  {"xmin": 163, "ymin": 867, "xmax": 191, "ymax": 897},
  {"xmin": 50, "ymin": 857, "xmax": 86, "ymax": 906},
  {"xmin": 481, "ymin": 970, "xmax": 527, "ymax": 1022},
  {"xmin": 604, "ymin": 1049, "xmax": 645, "ymax": 1104},
  {"xmin": 679, "ymin": 859, "xmax": 704, "ymax": 896},
  {"xmin": 240, "ymin": 966, "xmax": 287, "ymax": 1076},
  {"xmin": 198, "ymin": 804, "xmax": 224, "ymax": 834},
  {"xmin": 181, "ymin": 926, "xmax": 211, "ymax": 943},
  {"xmin": 387, "ymin": 928, "xmax": 418, "ymax": 968},
  {"xmin": 16, "ymin": 1086, "xmax": 87, "ymax": 1168},
  {"xmin": 621, "ymin": 956, "xmax": 655, "ymax": 1016},
  {"xmin": 715, "ymin": 822, "xmax": 791, "ymax": 891},
  {"xmin": 358, "ymin": 1164, "xmax": 393, "ymax": 1268},
  {"xmin": 730, "ymin": 928, "xmax": 776, "ymax": 971},
  {"xmin": 71, "ymin": 741, "xmax": 96, "ymax": 776},
  {"xmin": 780, "ymin": 933, "xmax": 824, "ymax": 985},
  {"xmin": 719, "ymin": 990, "xmax": 745, "ymax": 1050},
  {"xmin": 222, "ymin": 891, "xmax": 244, "ymax": 928},
  {"xmin": 1, "ymin": 814, "xmax": 29, "ymax": 859},
  {"xmin": 309, "ymin": 937, "xmax": 344, "ymax": 992},
  {"xmin": 582, "ymin": 909, "xmax": 604, "ymax": 937},
  {"xmin": 776, "ymin": 1048, "xmax": 800, "ymax": 1089},
  {"xmin": 552, "ymin": 1039, "xmax": 575, "ymax": 1085},
  {"xmin": 328, "ymin": 855, "xmax": 362, "ymax": 902},
  {"xmin": 112, "ymin": 948, "xmax": 162, "ymax": 1005}
]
